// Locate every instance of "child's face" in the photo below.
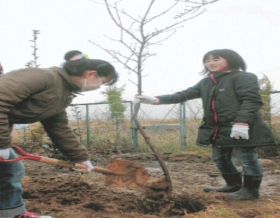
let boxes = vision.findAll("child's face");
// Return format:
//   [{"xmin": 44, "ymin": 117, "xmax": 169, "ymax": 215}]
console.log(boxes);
[{"xmin": 205, "ymin": 55, "xmax": 229, "ymax": 72}]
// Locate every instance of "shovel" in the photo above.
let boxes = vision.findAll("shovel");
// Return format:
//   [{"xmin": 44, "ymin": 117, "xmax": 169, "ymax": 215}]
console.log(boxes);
[{"xmin": 0, "ymin": 145, "xmax": 150, "ymax": 188}]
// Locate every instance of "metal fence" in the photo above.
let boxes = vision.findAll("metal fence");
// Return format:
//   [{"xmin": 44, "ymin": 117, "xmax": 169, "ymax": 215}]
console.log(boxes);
[
  {"xmin": 66, "ymin": 101, "xmax": 188, "ymax": 153},
  {"xmin": 267, "ymin": 92, "xmax": 280, "ymax": 145},
  {"xmin": 66, "ymin": 92, "xmax": 280, "ymax": 152}
]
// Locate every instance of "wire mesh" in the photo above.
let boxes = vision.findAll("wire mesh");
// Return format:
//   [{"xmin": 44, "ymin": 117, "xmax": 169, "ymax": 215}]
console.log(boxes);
[
  {"xmin": 66, "ymin": 92, "xmax": 280, "ymax": 153},
  {"xmin": 66, "ymin": 102, "xmax": 133, "ymax": 151},
  {"xmin": 65, "ymin": 99, "xmax": 203, "ymax": 152},
  {"xmin": 13, "ymin": 93, "xmax": 279, "ymax": 154}
]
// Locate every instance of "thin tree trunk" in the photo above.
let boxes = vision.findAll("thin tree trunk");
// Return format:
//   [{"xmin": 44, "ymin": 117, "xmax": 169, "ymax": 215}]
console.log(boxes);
[{"xmin": 133, "ymin": 103, "xmax": 172, "ymax": 199}]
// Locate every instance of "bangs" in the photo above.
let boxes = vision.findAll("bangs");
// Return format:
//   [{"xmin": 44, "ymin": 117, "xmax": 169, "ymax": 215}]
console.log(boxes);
[
  {"xmin": 203, "ymin": 51, "xmax": 221, "ymax": 62},
  {"xmin": 201, "ymin": 49, "xmax": 247, "ymax": 75}
]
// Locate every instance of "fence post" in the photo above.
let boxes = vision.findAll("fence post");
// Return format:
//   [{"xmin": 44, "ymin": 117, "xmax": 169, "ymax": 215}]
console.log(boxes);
[
  {"xmin": 131, "ymin": 101, "xmax": 138, "ymax": 151},
  {"xmin": 180, "ymin": 102, "xmax": 187, "ymax": 150},
  {"xmin": 86, "ymin": 104, "xmax": 91, "ymax": 146}
]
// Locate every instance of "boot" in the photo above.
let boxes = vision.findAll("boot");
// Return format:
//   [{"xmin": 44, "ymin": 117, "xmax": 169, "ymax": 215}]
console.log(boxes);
[
  {"xmin": 203, "ymin": 172, "xmax": 242, "ymax": 193},
  {"xmin": 228, "ymin": 175, "xmax": 263, "ymax": 200}
]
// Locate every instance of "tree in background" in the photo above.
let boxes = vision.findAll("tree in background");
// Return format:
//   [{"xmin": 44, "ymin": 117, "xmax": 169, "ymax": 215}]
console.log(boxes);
[
  {"xmin": 20, "ymin": 30, "xmax": 47, "ymax": 149},
  {"xmin": 25, "ymin": 30, "xmax": 40, "ymax": 68},
  {"xmin": 103, "ymin": 85, "xmax": 126, "ymax": 154},
  {"xmin": 91, "ymin": 0, "xmax": 219, "ymax": 204},
  {"xmin": 16, "ymin": 30, "xmax": 42, "ymax": 147},
  {"xmin": 259, "ymin": 73, "xmax": 272, "ymax": 127},
  {"xmin": 259, "ymin": 74, "xmax": 278, "ymax": 156},
  {"xmin": 91, "ymin": 0, "xmax": 218, "ymax": 94}
]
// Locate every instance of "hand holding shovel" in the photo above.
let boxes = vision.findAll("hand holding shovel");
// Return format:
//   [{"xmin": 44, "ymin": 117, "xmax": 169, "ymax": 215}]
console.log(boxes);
[{"xmin": 0, "ymin": 145, "xmax": 150, "ymax": 188}]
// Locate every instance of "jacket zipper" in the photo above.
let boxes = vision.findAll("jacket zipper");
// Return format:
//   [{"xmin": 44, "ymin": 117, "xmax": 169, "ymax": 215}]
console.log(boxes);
[{"xmin": 209, "ymin": 74, "xmax": 218, "ymax": 141}]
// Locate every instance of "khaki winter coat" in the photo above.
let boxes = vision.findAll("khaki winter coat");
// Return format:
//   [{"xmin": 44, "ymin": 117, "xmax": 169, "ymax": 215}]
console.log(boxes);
[{"xmin": 0, "ymin": 67, "xmax": 89, "ymax": 162}]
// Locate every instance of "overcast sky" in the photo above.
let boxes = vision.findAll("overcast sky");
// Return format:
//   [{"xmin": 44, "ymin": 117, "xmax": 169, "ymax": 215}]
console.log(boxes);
[{"xmin": 1, "ymin": 0, "xmax": 279, "ymax": 103}]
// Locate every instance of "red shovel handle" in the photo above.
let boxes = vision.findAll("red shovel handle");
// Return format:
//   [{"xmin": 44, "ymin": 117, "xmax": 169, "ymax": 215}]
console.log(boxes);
[
  {"xmin": 0, "ymin": 145, "xmax": 86, "ymax": 170},
  {"xmin": 0, "ymin": 145, "xmax": 89, "ymax": 170},
  {"xmin": 0, "ymin": 145, "xmax": 42, "ymax": 162}
]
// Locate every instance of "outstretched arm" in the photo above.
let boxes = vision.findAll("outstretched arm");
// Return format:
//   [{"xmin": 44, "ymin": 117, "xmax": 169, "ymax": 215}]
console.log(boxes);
[{"xmin": 134, "ymin": 82, "xmax": 202, "ymax": 105}]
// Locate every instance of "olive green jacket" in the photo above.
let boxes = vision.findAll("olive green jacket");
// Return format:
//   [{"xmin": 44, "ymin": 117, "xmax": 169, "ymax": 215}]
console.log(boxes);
[{"xmin": 0, "ymin": 67, "xmax": 89, "ymax": 162}]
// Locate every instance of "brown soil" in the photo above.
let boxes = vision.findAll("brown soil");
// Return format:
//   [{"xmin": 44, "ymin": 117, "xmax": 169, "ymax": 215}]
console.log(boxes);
[{"xmin": 18, "ymin": 147, "xmax": 280, "ymax": 218}]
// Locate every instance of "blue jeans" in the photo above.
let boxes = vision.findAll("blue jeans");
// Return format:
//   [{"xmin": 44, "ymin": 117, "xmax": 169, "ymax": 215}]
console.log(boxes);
[
  {"xmin": 0, "ymin": 148, "xmax": 26, "ymax": 217},
  {"xmin": 212, "ymin": 146, "xmax": 263, "ymax": 175}
]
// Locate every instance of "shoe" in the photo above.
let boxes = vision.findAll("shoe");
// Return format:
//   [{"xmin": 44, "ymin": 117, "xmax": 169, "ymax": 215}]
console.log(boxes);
[
  {"xmin": 203, "ymin": 172, "xmax": 242, "ymax": 193},
  {"xmin": 13, "ymin": 211, "xmax": 52, "ymax": 218}
]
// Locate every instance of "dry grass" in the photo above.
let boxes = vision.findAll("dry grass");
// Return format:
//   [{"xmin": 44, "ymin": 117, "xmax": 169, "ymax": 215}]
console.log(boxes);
[
  {"xmin": 182, "ymin": 195, "xmax": 280, "ymax": 218},
  {"xmin": 11, "ymin": 119, "xmax": 202, "ymax": 153},
  {"xmin": 11, "ymin": 115, "xmax": 279, "ymax": 156}
]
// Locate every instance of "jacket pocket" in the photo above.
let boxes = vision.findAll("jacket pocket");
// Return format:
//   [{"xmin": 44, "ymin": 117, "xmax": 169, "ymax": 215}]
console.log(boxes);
[{"xmin": 196, "ymin": 120, "xmax": 214, "ymax": 147}]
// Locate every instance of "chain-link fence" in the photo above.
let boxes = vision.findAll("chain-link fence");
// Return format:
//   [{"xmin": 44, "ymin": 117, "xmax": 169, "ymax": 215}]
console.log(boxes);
[
  {"xmin": 67, "ymin": 99, "xmax": 203, "ymax": 152},
  {"xmin": 270, "ymin": 92, "xmax": 280, "ymax": 123},
  {"xmin": 66, "ymin": 101, "xmax": 189, "ymax": 153},
  {"xmin": 262, "ymin": 92, "xmax": 280, "ymax": 155},
  {"xmin": 134, "ymin": 103, "xmax": 187, "ymax": 153},
  {"xmin": 65, "ymin": 92, "xmax": 280, "ymax": 154},
  {"xmin": 13, "ymin": 93, "xmax": 280, "ymax": 154},
  {"xmin": 66, "ymin": 101, "xmax": 134, "ymax": 151}
]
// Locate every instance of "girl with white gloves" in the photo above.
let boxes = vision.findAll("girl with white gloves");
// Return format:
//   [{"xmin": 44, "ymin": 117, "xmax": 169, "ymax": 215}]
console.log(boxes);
[{"xmin": 135, "ymin": 49, "xmax": 275, "ymax": 200}]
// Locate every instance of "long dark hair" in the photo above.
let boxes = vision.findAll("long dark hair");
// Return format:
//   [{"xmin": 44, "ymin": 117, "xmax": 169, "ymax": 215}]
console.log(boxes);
[
  {"xmin": 62, "ymin": 50, "xmax": 118, "ymax": 85},
  {"xmin": 201, "ymin": 49, "xmax": 247, "ymax": 75}
]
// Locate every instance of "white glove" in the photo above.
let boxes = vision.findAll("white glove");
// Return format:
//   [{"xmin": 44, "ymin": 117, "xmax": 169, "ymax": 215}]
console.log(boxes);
[
  {"xmin": 230, "ymin": 123, "xmax": 249, "ymax": 140},
  {"xmin": 0, "ymin": 148, "xmax": 10, "ymax": 160},
  {"xmin": 73, "ymin": 160, "xmax": 94, "ymax": 172},
  {"xmin": 134, "ymin": 95, "xmax": 159, "ymax": 104}
]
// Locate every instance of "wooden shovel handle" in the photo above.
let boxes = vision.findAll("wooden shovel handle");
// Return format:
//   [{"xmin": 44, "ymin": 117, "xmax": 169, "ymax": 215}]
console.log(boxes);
[
  {"xmin": 0, "ymin": 145, "xmax": 119, "ymax": 175},
  {"xmin": 40, "ymin": 156, "xmax": 87, "ymax": 169},
  {"xmin": 40, "ymin": 156, "xmax": 119, "ymax": 175}
]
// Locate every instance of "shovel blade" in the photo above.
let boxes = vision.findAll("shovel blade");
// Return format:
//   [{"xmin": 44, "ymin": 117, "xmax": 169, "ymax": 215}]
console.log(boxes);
[{"xmin": 104, "ymin": 159, "xmax": 150, "ymax": 188}]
